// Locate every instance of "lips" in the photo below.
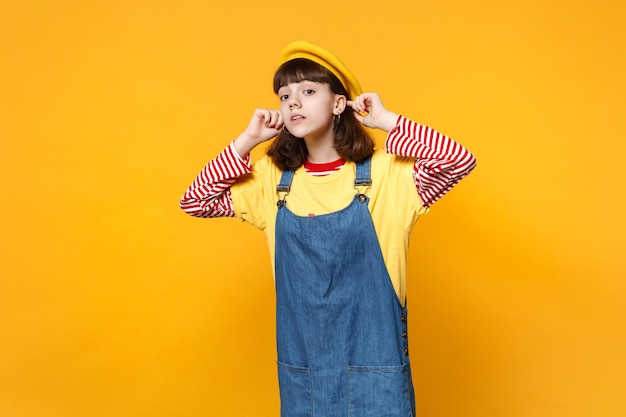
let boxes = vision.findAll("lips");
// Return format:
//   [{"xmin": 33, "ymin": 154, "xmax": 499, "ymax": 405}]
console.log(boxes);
[{"xmin": 290, "ymin": 114, "xmax": 305, "ymax": 123}]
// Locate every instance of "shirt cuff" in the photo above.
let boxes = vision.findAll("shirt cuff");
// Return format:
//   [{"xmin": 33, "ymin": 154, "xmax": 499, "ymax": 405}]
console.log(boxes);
[{"xmin": 229, "ymin": 141, "xmax": 252, "ymax": 169}]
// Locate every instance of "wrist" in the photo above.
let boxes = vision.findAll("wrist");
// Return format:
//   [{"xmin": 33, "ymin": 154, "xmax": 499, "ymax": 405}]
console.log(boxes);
[
  {"xmin": 378, "ymin": 111, "xmax": 399, "ymax": 132},
  {"xmin": 233, "ymin": 134, "xmax": 255, "ymax": 157}
]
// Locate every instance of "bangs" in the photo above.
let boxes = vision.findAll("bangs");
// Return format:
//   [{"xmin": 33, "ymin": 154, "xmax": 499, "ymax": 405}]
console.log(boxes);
[{"xmin": 273, "ymin": 58, "xmax": 346, "ymax": 95}]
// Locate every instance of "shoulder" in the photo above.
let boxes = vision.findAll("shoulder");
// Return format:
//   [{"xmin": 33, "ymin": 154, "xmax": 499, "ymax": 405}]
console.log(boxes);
[
  {"xmin": 229, "ymin": 154, "xmax": 283, "ymax": 229},
  {"xmin": 244, "ymin": 154, "xmax": 285, "ymax": 186},
  {"xmin": 251, "ymin": 153, "xmax": 281, "ymax": 174},
  {"xmin": 370, "ymin": 148, "xmax": 424, "ymax": 209},
  {"xmin": 370, "ymin": 147, "xmax": 416, "ymax": 176},
  {"xmin": 230, "ymin": 153, "xmax": 283, "ymax": 196}
]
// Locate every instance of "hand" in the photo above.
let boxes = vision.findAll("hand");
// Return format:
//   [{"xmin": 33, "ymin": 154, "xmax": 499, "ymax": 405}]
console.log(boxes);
[
  {"xmin": 348, "ymin": 93, "xmax": 398, "ymax": 132},
  {"xmin": 234, "ymin": 109, "xmax": 283, "ymax": 156}
]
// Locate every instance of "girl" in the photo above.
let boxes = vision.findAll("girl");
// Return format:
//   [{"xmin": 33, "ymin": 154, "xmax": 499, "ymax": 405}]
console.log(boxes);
[{"xmin": 180, "ymin": 41, "xmax": 476, "ymax": 417}]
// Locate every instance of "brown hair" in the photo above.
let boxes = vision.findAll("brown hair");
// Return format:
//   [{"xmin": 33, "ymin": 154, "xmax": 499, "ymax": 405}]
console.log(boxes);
[{"xmin": 266, "ymin": 58, "xmax": 375, "ymax": 170}]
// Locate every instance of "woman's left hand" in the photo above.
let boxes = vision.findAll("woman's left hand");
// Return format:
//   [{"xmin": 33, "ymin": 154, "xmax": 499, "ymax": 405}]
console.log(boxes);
[{"xmin": 348, "ymin": 93, "xmax": 398, "ymax": 132}]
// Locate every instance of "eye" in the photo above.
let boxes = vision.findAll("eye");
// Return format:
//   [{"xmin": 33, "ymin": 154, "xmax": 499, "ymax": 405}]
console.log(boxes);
[
  {"xmin": 303, "ymin": 89, "xmax": 315, "ymax": 95},
  {"xmin": 279, "ymin": 94, "xmax": 289, "ymax": 101}
]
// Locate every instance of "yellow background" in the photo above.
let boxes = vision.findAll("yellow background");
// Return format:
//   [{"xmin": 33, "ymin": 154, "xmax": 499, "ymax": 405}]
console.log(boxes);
[{"xmin": 1, "ymin": 0, "xmax": 625, "ymax": 416}]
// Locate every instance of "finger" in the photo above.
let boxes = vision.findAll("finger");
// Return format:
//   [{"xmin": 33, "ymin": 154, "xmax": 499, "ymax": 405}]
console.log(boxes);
[
  {"xmin": 263, "ymin": 110, "xmax": 274, "ymax": 126},
  {"xmin": 357, "ymin": 95, "xmax": 370, "ymax": 113},
  {"xmin": 252, "ymin": 109, "xmax": 270, "ymax": 130},
  {"xmin": 350, "ymin": 96, "xmax": 363, "ymax": 113},
  {"xmin": 358, "ymin": 94, "xmax": 367, "ymax": 113},
  {"xmin": 272, "ymin": 111, "xmax": 282, "ymax": 127},
  {"xmin": 352, "ymin": 110, "xmax": 365, "ymax": 124},
  {"xmin": 266, "ymin": 111, "xmax": 277, "ymax": 128},
  {"xmin": 360, "ymin": 94, "xmax": 372, "ymax": 109},
  {"xmin": 253, "ymin": 108, "xmax": 265, "ymax": 121}
]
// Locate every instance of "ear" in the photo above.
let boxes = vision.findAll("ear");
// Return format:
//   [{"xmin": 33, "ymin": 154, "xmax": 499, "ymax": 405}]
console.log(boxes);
[{"xmin": 333, "ymin": 95, "xmax": 347, "ymax": 115}]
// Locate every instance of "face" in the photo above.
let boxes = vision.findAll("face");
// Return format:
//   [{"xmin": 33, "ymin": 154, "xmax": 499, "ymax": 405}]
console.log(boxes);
[{"xmin": 277, "ymin": 81, "xmax": 345, "ymax": 140}]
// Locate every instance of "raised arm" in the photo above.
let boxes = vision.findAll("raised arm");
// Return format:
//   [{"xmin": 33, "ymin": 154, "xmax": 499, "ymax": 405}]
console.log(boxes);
[
  {"xmin": 179, "ymin": 109, "xmax": 283, "ymax": 218},
  {"xmin": 349, "ymin": 93, "xmax": 477, "ymax": 208},
  {"xmin": 179, "ymin": 143, "xmax": 250, "ymax": 218},
  {"xmin": 386, "ymin": 116, "xmax": 476, "ymax": 207}
]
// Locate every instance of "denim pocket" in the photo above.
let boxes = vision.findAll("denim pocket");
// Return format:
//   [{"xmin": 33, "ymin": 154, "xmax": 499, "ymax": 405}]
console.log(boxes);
[
  {"xmin": 348, "ymin": 364, "xmax": 413, "ymax": 417},
  {"xmin": 277, "ymin": 361, "xmax": 312, "ymax": 417}
]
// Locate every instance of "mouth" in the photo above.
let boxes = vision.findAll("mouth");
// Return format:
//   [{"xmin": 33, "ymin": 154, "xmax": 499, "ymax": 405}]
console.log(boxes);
[{"xmin": 291, "ymin": 114, "xmax": 305, "ymax": 122}]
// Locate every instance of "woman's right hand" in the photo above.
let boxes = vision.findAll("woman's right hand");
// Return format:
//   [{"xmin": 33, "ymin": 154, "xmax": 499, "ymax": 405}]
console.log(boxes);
[{"xmin": 233, "ymin": 109, "xmax": 283, "ymax": 157}]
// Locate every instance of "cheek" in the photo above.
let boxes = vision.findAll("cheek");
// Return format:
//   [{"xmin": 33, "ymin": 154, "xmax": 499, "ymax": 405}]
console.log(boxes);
[
  {"xmin": 279, "ymin": 107, "xmax": 289, "ymax": 120},
  {"xmin": 276, "ymin": 101, "xmax": 286, "ymax": 112}
]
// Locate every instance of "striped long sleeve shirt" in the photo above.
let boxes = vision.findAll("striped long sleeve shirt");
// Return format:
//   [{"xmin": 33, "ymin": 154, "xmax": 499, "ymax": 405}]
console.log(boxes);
[{"xmin": 180, "ymin": 116, "xmax": 476, "ymax": 218}]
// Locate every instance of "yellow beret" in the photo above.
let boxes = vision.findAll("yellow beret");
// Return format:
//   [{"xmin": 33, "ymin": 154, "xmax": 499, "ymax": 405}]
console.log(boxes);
[{"xmin": 279, "ymin": 40, "xmax": 362, "ymax": 99}]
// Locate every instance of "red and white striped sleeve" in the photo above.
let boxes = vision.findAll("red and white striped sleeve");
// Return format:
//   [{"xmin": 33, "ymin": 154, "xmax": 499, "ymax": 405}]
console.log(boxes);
[
  {"xmin": 179, "ymin": 142, "xmax": 251, "ymax": 218},
  {"xmin": 385, "ymin": 115, "xmax": 476, "ymax": 208}
]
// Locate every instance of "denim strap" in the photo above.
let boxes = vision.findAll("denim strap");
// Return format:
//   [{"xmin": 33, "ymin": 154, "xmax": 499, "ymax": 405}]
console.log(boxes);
[
  {"xmin": 277, "ymin": 156, "xmax": 372, "ymax": 194},
  {"xmin": 276, "ymin": 170, "xmax": 295, "ymax": 193},
  {"xmin": 354, "ymin": 157, "xmax": 372, "ymax": 187}
]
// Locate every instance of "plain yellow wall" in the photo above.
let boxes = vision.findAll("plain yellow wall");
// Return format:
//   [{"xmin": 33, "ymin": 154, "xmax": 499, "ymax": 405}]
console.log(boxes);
[{"xmin": 1, "ymin": 0, "xmax": 625, "ymax": 416}]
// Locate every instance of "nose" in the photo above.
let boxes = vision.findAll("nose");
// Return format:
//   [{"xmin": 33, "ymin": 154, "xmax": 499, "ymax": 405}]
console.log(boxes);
[{"xmin": 288, "ymin": 96, "xmax": 301, "ymax": 109}]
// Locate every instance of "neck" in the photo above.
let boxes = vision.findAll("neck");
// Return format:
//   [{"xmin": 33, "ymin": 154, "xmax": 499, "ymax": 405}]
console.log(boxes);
[
  {"xmin": 303, "ymin": 131, "xmax": 340, "ymax": 164},
  {"xmin": 306, "ymin": 147, "xmax": 341, "ymax": 164}
]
